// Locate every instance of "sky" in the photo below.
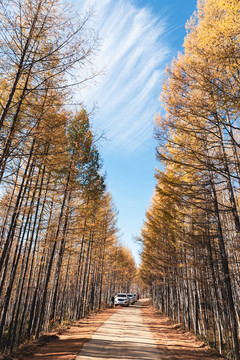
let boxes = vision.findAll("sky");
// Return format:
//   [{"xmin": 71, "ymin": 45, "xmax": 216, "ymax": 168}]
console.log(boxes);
[{"xmin": 76, "ymin": 0, "xmax": 197, "ymax": 265}]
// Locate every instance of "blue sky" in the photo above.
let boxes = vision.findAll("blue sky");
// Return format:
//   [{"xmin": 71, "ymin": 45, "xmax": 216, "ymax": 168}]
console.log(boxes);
[{"xmin": 76, "ymin": 0, "xmax": 197, "ymax": 264}]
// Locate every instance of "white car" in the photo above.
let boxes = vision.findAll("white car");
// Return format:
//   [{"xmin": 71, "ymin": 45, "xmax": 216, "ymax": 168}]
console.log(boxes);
[{"xmin": 115, "ymin": 293, "xmax": 130, "ymax": 306}]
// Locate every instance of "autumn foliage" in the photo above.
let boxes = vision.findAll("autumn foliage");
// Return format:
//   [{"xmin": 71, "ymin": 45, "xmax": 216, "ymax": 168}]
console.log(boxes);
[
  {"xmin": 140, "ymin": 1, "xmax": 240, "ymax": 359},
  {"xmin": 0, "ymin": 0, "xmax": 136, "ymax": 353}
]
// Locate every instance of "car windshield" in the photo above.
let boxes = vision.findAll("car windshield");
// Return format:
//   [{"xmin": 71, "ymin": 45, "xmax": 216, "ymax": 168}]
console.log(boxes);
[
  {"xmin": 127, "ymin": 294, "xmax": 132, "ymax": 297},
  {"xmin": 117, "ymin": 294, "xmax": 126, "ymax": 297}
]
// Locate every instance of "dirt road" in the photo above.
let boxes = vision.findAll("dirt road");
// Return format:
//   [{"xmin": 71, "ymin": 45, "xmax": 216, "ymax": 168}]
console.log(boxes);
[
  {"xmin": 76, "ymin": 300, "xmax": 160, "ymax": 360},
  {"xmin": 12, "ymin": 300, "xmax": 222, "ymax": 360}
]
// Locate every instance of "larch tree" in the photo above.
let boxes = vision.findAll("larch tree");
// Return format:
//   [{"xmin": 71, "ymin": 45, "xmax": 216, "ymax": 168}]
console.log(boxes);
[
  {"xmin": 0, "ymin": 0, "xmax": 98, "ymax": 183},
  {"xmin": 140, "ymin": 0, "xmax": 240, "ymax": 358},
  {"xmin": 0, "ymin": 1, "xmax": 137, "ymax": 354}
]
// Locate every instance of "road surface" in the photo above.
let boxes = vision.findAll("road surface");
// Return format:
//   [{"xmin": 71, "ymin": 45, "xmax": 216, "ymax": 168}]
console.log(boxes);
[{"xmin": 75, "ymin": 300, "xmax": 160, "ymax": 360}]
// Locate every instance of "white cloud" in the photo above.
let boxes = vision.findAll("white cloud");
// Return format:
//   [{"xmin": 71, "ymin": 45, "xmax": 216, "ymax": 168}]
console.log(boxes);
[{"xmin": 76, "ymin": 0, "xmax": 170, "ymax": 152}]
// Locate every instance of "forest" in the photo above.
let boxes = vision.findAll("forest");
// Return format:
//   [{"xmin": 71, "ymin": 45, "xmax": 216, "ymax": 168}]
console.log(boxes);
[
  {"xmin": 0, "ymin": 0, "xmax": 136, "ymax": 353},
  {"xmin": 139, "ymin": 0, "xmax": 240, "ymax": 359},
  {"xmin": 1, "ymin": 0, "xmax": 240, "ymax": 359}
]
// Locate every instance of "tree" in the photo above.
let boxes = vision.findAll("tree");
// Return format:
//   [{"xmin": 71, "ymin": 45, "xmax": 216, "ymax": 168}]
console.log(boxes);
[
  {"xmin": 140, "ymin": 0, "xmax": 240, "ymax": 358},
  {"xmin": 0, "ymin": 0, "xmax": 98, "ymax": 182}
]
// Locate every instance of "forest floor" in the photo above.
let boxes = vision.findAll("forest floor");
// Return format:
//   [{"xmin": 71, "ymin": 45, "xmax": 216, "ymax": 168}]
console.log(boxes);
[
  {"xmin": 2, "ymin": 300, "xmax": 224, "ymax": 360},
  {"xmin": 2, "ymin": 307, "xmax": 118, "ymax": 360},
  {"xmin": 142, "ymin": 301, "xmax": 223, "ymax": 360}
]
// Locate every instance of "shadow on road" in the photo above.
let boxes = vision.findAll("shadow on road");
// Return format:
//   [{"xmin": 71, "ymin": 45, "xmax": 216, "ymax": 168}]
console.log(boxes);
[{"xmin": 76, "ymin": 338, "xmax": 159, "ymax": 359}]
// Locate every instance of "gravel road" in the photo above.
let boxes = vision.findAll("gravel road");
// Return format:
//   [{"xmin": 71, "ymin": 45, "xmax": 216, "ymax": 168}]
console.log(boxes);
[{"xmin": 75, "ymin": 300, "xmax": 160, "ymax": 360}]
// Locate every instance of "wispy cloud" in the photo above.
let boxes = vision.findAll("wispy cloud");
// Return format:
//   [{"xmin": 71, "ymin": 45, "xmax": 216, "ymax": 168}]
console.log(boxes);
[{"xmin": 77, "ymin": 0, "xmax": 170, "ymax": 152}]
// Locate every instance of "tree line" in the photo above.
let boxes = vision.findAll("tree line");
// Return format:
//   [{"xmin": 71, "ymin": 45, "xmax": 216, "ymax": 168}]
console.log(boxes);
[
  {"xmin": 0, "ymin": 0, "xmax": 136, "ymax": 353},
  {"xmin": 140, "ymin": 1, "xmax": 240, "ymax": 359}
]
